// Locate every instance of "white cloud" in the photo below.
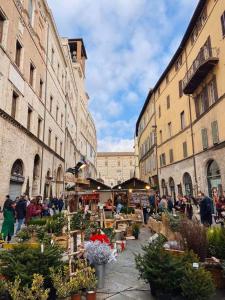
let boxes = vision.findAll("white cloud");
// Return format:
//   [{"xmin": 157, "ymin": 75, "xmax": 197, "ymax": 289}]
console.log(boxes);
[
  {"xmin": 98, "ymin": 137, "xmax": 134, "ymax": 152},
  {"xmin": 47, "ymin": 0, "xmax": 198, "ymax": 151}
]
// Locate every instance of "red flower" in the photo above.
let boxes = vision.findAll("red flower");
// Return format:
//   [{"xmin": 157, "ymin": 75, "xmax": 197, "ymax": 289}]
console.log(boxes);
[{"xmin": 90, "ymin": 234, "xmax": 110, "ymax": 244}]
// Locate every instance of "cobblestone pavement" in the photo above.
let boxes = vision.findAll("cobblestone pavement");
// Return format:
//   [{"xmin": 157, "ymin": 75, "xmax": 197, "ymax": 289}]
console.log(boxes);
[{"xmin": 96, "ymin": 227, "xmax": 153, "ymax": 300}]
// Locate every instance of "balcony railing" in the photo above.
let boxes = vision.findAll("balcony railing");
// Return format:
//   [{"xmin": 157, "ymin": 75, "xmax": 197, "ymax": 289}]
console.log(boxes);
[{"xmin": 182, "ymin": 47, "xmax": 219, "ymax": 95}]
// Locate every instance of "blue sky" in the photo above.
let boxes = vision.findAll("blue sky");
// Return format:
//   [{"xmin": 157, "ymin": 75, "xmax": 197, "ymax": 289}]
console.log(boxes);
[{"xmin": 47, "ymin": 0, "xmax": 197, "ymax": 151}]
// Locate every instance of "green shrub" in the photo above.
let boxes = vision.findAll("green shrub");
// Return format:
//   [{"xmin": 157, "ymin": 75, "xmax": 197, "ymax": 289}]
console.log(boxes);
[
  {"xmin": 120, "ymin": 206, "xmax": 135, "ymax": 214},
  {"xmin": 102, "ymin": 228, "xmax": 115, "ymax": 243},
  {"xmin": 166, "ymin": 212, "xmax": 182, "ymax": 232},
  {"xmin": 71, "ymin": 211, "xmax": 90, "ymax": 231},
  {"xmin": 0, "ymin": 244, "xmax": 63, "ymax": 286},
  {"xmin": 28, "ymin": 218, "xmax": 48, "ymax": 226},
  {"xmin": 207, "ymin": 227, "xmax": 225, "ymax": 259},
  {"xmin": 181, "ymin": 266, "xmax": 215, "ymax": 300},
  {"xmin": 136, "ymin": 232, "xmax": 216, "ymax": 299},
  {"xmin": 135, "ymin": 235, "xmax": 184, "ymax": 296},
  {"xmin": 17, "ymin": 228, "xmax": 31, "ymax": 242}
]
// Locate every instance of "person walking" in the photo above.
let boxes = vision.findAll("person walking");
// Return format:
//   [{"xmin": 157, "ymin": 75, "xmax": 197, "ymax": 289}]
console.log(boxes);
[
  {"xmin": 199, "ymin": 192, "xmax": 213, "ymax": 226},
  {"xmin": 26, "ymin": 197, "xmax": 42, "ymax": 224},
  {"xmin": 1, "ymin": 196, "xmax": 16, "ymax": 242},
  {"xmin": 15, "ymin": 195, "xmax": 27, "ymax": 233}
]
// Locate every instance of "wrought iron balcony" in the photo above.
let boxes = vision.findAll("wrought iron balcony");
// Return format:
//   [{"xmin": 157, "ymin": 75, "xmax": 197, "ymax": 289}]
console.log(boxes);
[{"xmin": 182, "ymin": 47, "xmax": 219, "ymax": 95}]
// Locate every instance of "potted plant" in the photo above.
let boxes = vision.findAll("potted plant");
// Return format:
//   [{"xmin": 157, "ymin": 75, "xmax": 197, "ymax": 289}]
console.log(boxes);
[
  {"xmin": 84, "ymin": 265, "xmax": 97, "ymax": 300},
  {"xmin": 16, "ymin": 227, "xmax": 31, "ymax": 242},
  {"xmin": 181, "ymin": 265, "xmax": 215, "ymax": 300},
  {"xmin": 69, "ymin": 276, "xmax": 81, "ymax": 300},
  {"xmin": 50, "ymin": 266, "xmax": 71, "ymax": 299},
  {"xmin": 6, "ymin": 274, "xmax": 50, "ymax": 300},
  {"xmin": 85, "ymin": 241, "xmax": 115, "ymax": 289},
  {"xmin": 132, "ymin": 223, "xmax": 140, "ymax": 239}
]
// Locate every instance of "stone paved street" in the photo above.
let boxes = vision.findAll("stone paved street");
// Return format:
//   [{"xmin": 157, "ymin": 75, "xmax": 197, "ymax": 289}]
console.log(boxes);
[
  {"xmin": 96, "ymin": 227, "xmax": 153, "ymax": 300},
  {"xmin": 95, "ymin": 227, "xmax": 225, "ymax": 300}
]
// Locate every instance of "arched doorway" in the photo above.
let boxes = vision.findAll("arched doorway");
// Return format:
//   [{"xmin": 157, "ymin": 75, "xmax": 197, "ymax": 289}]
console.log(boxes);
[
  {"xmin": 56, "ymin": 166, "xmax": 63, "ymax": 197},
  {"xmin": 169, "ymin": 177, "xmax": 176, "ymax": 201},
  {"xmin": 44, "ymin": 170, "xmax": 52, "ymax": 199},
  {"xmin": 207, "ymin": 160, "xmax": 222, "ymax": 197},
  {"xmin": 32, "ymin": 154, "xmax": 41, "ymax": 196},
  {"xmin": 183, "ymin": 172, "xmax": 193, "ymax": 196},
  {"xmin": 9, "ymin": 159, "xmax": 25, "ymax": 200},
  {"xmin": 161, "ymin": 179, "xmax": 168, "ymax": 196}
]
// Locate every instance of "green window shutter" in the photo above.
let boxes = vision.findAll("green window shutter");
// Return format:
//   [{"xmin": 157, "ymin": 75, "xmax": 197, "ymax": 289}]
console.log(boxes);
[
  {"xmin": 169, "ymin": 149, "xmax": 174, "ymax": 163},
  {"xmin": 211, "ymin": 121, "xmax": 219, "ymax": 144},
  {"xmin": 183, "ymin": 142, "xmax": 188, "ymax": 158},
  {"xmin": 201, "ymin": 128, "xmax": 208, "ymax": 150},
  {"xmin": 202, "ymin": 86, "xmax": 209, "ymax": 111},
  {"xmin": 212, "ymin": 75, "xmax": 218, "ymax": 101}
]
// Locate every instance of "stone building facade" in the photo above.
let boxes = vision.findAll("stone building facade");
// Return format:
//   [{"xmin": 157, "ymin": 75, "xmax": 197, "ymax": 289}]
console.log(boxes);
[
  {"xmin": 0, "ymin": 0, "xmax": 97, "ymax": 205},
  {"xmin": 97, "ymin": 152, "xmax": 135, "ymax": 188},
  {"xmin": 136, "ymin": 0, "xmax": 225, "ymax": 198}
]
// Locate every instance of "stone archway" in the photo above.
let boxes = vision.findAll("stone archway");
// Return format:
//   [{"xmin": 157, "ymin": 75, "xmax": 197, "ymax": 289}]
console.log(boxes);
[
  {"xmin": 207, "ymin": 160, "xmax": 222, "ymax": 197},
  {"xmin": 32, "ymin": 154, "xmax": 41, "ymax": 196},
  {"xmin": 56, "ymin": 165, "xmax": 63, "ymax": 197},
  {"xmin": 161, "ymin": 179, "xmax": 168, "ymax": 196},
  {"xmin": 169, "ymin": 177, "xmax": 176, "ymax": 201},
  {"xmin": 9, "ymin": 159, "xmax": 25, "ymax": 200},
  {"xmin": 183, "ymin": 172, "xmax": 193, "ymax": 196},
  {"xmin": 44, "ymin": 169, "xmax": 52, "ymax": 199}
]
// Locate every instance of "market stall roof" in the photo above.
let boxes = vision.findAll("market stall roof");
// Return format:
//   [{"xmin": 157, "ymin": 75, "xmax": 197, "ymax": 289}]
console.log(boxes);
[
  {"xmin": 86, "ymin": 178, "xmax": 112, "ymax": 191},
  {"xmin": 112, "ymin": 177, "xmax": 150, "ymax": 190}
]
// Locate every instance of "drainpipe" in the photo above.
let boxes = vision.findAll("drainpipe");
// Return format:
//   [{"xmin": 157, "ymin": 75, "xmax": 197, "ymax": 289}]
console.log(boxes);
[
  {"xmin": 40, "ymin": 22, "xmax": 50, "ymax": 195},
  {"xmin": 184, "ymin": 48, "xmax": 198, "ymax": 196},
  {"xmin": 153, "ymin": 92, "xmax": 159, "ymax": 189}
]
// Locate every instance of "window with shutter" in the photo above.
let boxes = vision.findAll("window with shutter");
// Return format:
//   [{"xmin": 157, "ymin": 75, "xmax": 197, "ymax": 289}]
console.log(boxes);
[
  {"xmin": 212, "ymin": 76, "xmax": 218, "ymax": 102},
  {"xmin": 183, "ymin": 142, "xmax": 188, "ymax": 158},
  {"xmin": 221, "ymin": 11, "xmax": 225, "ymax": 37},
  {"xmin": 195, "ymin": 96, "xmax": 200, "ymax": 118},
  {"xmin": 167, "ymin": 95, "xmax": 170, "ymax": 109},
  {"xmin": 211, "ymin": 121, "xmax": 219, "ymax": 144},
  {"xmin": 202, "ymin": 86, "xmax": 209, "ymax": 111},
  {"xmin": 0, "ymin": 13, "xmax": 5, "ymax": 44},
  {"xmin": 179, "ymin": 80, "xmax": 183, "ymax": 98},
  {"xmin": 201, "ymin": 128, "xmax": 208, "ymax": 150},
  {"xmin": 169, "ymin": 149, "xmax": 174, "ymax": 163},
  {"xmin": 180, "ymin": 111, "xmax": 185, "ymax": 130}
]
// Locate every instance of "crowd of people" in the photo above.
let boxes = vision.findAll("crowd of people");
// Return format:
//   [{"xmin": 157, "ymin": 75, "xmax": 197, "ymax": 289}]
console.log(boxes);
[
  {"xmin": 143, "ymin": 190, "xmax": 225, "ymax": 226},
  {"xmin": 0, "ymin": 194, "xmax": 64, "ymax": 242}
]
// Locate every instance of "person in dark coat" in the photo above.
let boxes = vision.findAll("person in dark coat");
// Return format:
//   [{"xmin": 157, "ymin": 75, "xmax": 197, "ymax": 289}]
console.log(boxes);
[
  {"xmin": 15, "ymin": 195, "xmax": 27, "ymax": 233},
  {"xmin": 199, "ymin": 192, "xmax": 213, "ymax": 226},
  {"xmin": 58, "ymin": 197, "xmax": 64, "ymax": 212},
  {"xmin": 167, "ymin": 196, "xmax": 174, "ymax": 213}
]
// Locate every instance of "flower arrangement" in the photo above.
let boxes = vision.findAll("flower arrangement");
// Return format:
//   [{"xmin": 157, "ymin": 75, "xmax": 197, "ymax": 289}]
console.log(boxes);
[
  {"xmin": 90, "ymin": 233, "xmax": 110, "ymax": 244},
  {"xmin": 85, "ymin": 241, "xmax": 116, "ymax": 265}
]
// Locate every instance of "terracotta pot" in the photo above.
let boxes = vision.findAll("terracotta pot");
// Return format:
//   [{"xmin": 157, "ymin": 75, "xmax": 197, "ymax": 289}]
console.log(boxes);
[
  {"xmin": 71, "ymin": 293, "xmax": 81, "ymax": 300},
  {"xmin": 86, "ymin": 291, "xmax": 96, "ymax": 300}
]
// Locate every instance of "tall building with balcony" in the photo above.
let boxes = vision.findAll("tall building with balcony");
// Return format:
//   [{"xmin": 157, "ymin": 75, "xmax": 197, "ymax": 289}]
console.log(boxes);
[
  {"xmin": 0, "ymin": 0, "xmax": 97, "ymax": 205},
  {"xmin": 97, "ymin": 152, "xmax": 135, "ymax": 188},
  {"xmin": 136, "ymin": 0, "xmax": 225, "ymax": 198}
]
